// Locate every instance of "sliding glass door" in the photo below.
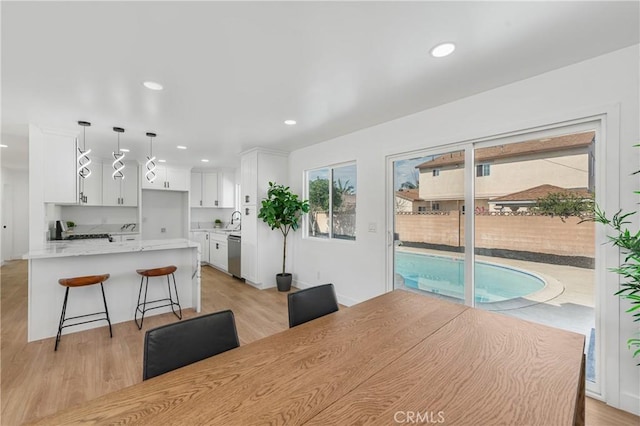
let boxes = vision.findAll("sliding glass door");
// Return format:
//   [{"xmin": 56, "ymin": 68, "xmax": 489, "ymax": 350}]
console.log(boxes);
[{"xmin": 390, "ymin": 124, "xmax": 599, "ymax": 393}]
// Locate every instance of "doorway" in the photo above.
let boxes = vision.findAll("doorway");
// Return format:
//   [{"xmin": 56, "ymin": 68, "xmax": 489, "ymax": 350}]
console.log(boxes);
[{"xmin": 389, "ymin": 122, "xmax": 601, "ymax": 394}]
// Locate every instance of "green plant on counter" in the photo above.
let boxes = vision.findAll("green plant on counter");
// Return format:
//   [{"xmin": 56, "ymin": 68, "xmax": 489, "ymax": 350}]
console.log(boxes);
[
  {"xmin": 591, "ymin": 144, "xmax": 640, "ymax": 364},
  {"xmin": 66, "ymin": 221, "xmax": 76, "ymax": 229},
  {"xmin": 214, "ymin": 219, "xmax": 223, "ymax": 228}
]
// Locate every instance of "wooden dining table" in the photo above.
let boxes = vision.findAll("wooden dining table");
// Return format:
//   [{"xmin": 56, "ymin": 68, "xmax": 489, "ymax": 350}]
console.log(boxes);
[{"xmin": 29, "ymin": 290, "xmax": 585, "ymax": 425}]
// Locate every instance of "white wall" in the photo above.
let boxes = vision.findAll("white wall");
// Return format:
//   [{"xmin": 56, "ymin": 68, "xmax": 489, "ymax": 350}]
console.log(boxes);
[
  {"xmin": 141, "ymin": 190, "xmax": 188, "ymax": 239},
  {"xmin": 289, "ymin": 45, "xmax": 640, "ymax": 414},
  {"xmin": 1, "ymin": 168, "xmax": 29, "ymax": 261},
  {"xmin": 191, "ymin": 207, "xmax": 236, "ymax": 228},
  {"xmin": 61, "ymin": 206, "xmax": 138, "ymax": 226}
]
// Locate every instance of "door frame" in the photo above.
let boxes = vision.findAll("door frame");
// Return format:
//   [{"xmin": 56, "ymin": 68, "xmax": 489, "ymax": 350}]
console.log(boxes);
[{"xmin": 385, "ymin": 112, "xmax": 616, "ymax": 400}]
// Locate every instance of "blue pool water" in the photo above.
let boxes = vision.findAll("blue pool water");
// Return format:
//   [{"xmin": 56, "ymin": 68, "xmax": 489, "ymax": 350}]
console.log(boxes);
[{"xmin": 395, "ymin": 252, "xmax": 545, "ymax": 303}]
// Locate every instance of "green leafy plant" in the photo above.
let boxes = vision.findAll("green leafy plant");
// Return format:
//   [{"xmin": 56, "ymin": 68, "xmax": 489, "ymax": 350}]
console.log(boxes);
[
  {"xmin": 534, "ymin": 191, "xmax": 594, "ymax": 221},
  {"xmin": 66, "ymin": 221, "xmax": 76, "ymax": 229},
  {"xmin": 592, "ymin": 146, "xmax": 640, "ymax": 363},
  {"xmin": 258, "ymin": 182, "xmax": 310, "ymax": 275}
]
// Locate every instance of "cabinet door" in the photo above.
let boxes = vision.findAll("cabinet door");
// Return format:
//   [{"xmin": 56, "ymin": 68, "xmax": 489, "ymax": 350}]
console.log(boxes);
[
  {"xmin": 43, "ymin": 133, "xmax": 78, "ymax": 204},
  {"xmin": 242, "ymin": 205, "xmax": 257, "ymax": 244},
  {"xmin": 219, "ymin": 171, "xmax": 235, "ymax": 208},
  {"xmin": 202, "ymin": 172, "xmax": 219, "ymax": 207},
  {"xmin": 141, "ymin": 165, "xmax": 166, "ymax": 190},
  {"xmin": 102, "ymin": 162, "xmax": 120, "ymax": 205},
  {"xmin": 79, "ymin": 162, "xmax": 102, "ymax": 206},
  {"xmin": 120, "ymin": 162, "xmax": 138, "ymax": 206},
  {"xmin": 240, "ymin": 151, "xmax": 257, "ymax": 205},
  {"xmin": 190, "ymin": 172, "xmax": 203, "ymax": 207},
  {"xmin": 211, "ymin": 241, "xmax": 228, "ymax": 271},
  {"xmin": 166, "ymin": 167, "xmax": 189, "ymax": 191},
  {"xmin": 202, "ymin": 232, "xmax": 210, "ymax": 263}
]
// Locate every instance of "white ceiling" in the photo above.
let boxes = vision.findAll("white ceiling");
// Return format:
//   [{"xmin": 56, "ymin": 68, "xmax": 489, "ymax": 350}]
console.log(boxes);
[{"xmin": 2, "ymin": 1, "xmax": 639, "ymax": 170}]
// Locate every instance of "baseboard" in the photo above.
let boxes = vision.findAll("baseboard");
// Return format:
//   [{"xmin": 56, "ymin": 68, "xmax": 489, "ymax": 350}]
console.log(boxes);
[
  {"xmin": 620, "ymin": 391, "xmax": 640, "ymax": 416},
  {"xmin": 293, "ymin": 278, "xmax": 359, "ymax": 307}
]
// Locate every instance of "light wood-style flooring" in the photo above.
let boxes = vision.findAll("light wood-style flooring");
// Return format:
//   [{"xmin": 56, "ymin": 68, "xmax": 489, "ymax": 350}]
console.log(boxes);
[{"xmin": 1, "ymin": 260, "xmax": 638, "ymax": 425}]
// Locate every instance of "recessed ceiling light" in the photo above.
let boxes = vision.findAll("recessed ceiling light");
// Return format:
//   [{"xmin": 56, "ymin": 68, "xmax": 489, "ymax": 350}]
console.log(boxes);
[
  {"xmin": 430, "ymin": 42, "xmax": 456, "ymax": 58},
  {"xmin": 177, "ymin": 145, "xmax": 187, "ymax": 150},
  {"xmin": 201, "ymin": 159, "xmax": 209, "ymax": 163},
  {"xmin": 120, "ymin": 148, "xmax": 130, "ymax": 152},
  {"xmin": 143, "ymin": 81, "xmax": 163, "ymax": 91},
  {"xmin": 284, "ymin": 120, "xmax": 297, "ymax": 126},
  {"xmin": 0, "ymin": 144, "xmax": 7, "ymax": 148},
  {"xmin": 158, "ymin": 159, "xmax": 167, "ymax": 163}
]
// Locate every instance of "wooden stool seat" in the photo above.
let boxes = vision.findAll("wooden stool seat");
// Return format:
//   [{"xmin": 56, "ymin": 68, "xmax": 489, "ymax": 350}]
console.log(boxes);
[
  {"xmin": 59, "ymin": 274, "xmax": 111, "ymax": 288},
  {"xmin": 134, "ymin": 265, "xmax": 182, "ymax": 330},
  {"xmin": 136, "ymin": 266, "xmax": 177, "ymax": 277},
  {"xmin": 55, "ymin": 274, "xmax": 112, "ymax": 351}
]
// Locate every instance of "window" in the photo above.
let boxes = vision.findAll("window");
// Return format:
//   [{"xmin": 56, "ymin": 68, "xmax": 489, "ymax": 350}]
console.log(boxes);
[
  {"xmin": 476, "ymin": 163, "xmax": 490, "ymax": 177},
  {"xmin": 432, "ymin": 202, "xmax": 440, "ymax": 211},
  {"xmin": 432, "ymin": 169, "xmax": 440, "ymax": 177},
  {"xmin": 418, "ymin": 206, "xmax": 427, "ymax": 212},
  {"xmin": 306, "ymin": 163, "xmax": 357, "ymax": 240}
]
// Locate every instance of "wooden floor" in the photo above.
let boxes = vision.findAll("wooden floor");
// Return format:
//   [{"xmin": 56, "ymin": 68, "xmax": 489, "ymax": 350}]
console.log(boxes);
[{"xmin": 1, "ymin": 260, "xmax": 638, "ymax": 425}]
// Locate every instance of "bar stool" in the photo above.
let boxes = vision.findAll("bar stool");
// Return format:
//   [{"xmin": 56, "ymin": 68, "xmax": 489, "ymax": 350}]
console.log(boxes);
[
  {"xmin": 55, "ymin": 274, "xmax": 112, "ymax": 351},
  {"xmin": 135, "ymin": 265, "xmax": 182, "ymax": 330}
]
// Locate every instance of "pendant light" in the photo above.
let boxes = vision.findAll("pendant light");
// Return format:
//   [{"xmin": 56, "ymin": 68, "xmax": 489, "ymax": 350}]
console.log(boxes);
[
  {"xmin": 112, "ymin": 127, "xmax": 126, "ymax": 180},
  {"xmin": 76, "ymin": 121, "xmax": 92, "ymax": 178},
  {"xmin": 145, "ymin": 132, "xmax": 157, "ymax": 183}
]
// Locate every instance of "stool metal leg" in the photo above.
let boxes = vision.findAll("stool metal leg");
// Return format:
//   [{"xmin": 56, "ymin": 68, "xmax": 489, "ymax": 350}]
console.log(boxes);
[
  {"xmin": 167, "ymin": 273, "xmax": 182, "ymax": 320},
  {"xmin": 54, "ymin": 287, "xmax": 70, "ymax": 351},
  {"xmin": 135, "ymin": 276, "xmax": 150, "ymax": 330},
  {"xmin": 100, "ymin": 283, "xmax": 113, "ymax": 338}
]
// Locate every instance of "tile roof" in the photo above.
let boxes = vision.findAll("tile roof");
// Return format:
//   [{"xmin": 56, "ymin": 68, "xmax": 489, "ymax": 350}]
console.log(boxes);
[
  {"xmin": 395, "ymin": 188, "xmax": 423, "ymax": 201},
  {"xmin": 491, "ymin": 184, "xmax": 592, "ymax": 202},
  {"xmin": 416, "ymin": 131, "xmax": 594, "ymax": 169}
]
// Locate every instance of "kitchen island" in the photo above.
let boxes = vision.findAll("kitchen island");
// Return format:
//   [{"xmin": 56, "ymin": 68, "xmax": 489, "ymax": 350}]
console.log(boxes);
[{"xmin": 25, "ymin": 238, "xmax": 201, "ymax": 342}]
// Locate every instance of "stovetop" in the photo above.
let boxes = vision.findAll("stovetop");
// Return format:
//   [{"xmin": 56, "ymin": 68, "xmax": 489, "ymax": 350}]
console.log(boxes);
[{"xmin": 66, "ymin": 233, "xmax": 111, "ymax": 240}]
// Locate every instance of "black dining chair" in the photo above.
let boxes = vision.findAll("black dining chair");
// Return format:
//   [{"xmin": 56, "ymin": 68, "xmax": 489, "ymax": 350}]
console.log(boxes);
[
  {"xmin": 288, "ymin": 283, "xmax": 339, "ymax": 328},
  {"xmin": 143, "ymin": 310, "xmax": 240, "ymax": 380}
]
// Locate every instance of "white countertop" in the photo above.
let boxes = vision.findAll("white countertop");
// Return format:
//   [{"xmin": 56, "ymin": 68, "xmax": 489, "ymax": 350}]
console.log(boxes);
[
  {"xmin": 25, "ymin": 238, "xmax": 199, "ymax": 259},
  {"xmin": 191, "ymin": 228, "xmax": 241, "ymax": 236}
]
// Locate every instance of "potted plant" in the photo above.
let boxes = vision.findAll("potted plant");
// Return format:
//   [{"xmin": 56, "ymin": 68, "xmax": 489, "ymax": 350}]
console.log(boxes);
[
  {"xmin": 258, "ymin": 182, "xmax": 310, "ymax": 291},
  {"xmin": 214, "ymin": 219, "xmax": 223, "ymax": 229}
]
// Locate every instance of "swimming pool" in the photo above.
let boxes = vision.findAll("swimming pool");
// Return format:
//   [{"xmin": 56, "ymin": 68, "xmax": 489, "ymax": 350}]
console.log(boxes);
[{"xmin": 395, "ymin": 251, "xmax": 546, "ymax": 303}]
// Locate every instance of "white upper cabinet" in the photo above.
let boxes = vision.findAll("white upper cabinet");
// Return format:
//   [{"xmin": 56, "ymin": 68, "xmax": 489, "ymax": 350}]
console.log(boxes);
[
  {"xmin": 191, "ymin": 170, "xmax": 235, "ymax": 208},
  {"xmin": 190, "ymin": 172, "xmax": 204, "ymax": 207},
  {"xmin": 103, "ymin": 161, "xmax": 138, "ymax": 206},
  {"xmin": 241, "ymin": 150, "xmax": 258, "ymax": 206},
  {"xmin": 78, "ymin": 161, "xmax": 102, "ymax": 206},
  {"xmin": 219, "ymin": 170, "xmax": 235, "ymax": 208},
  {"xmin": 202, "ymin": 172, "xmax": 219, "ymax": 207},
  {"xmin": 142, "ymin": 165, "xmax": 190, "ymax": 191}
]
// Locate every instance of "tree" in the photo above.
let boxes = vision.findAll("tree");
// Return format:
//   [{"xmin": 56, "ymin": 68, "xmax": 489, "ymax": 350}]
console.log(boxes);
[{"xmin": 533, "ymin": 191, "xmax": 594, "ymax": 221}]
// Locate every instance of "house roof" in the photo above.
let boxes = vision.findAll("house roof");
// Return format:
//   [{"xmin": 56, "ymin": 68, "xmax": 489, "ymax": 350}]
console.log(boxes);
[
  {"xmin": 415, "ymin": 131, "xmax": 594, "ymax": 169},
  {"xmin": 490, "ymin": 184, "xmax": 592, "ymax": 203},
  {"xmin": 395, "ymin": 189, "xmax": 423, "ymax": 201}
]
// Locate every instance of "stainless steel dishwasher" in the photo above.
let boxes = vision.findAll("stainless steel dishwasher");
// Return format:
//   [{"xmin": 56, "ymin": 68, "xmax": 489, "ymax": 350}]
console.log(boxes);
[{"xmin": 227, "ymin": 234, "xmax": 241, "ymax": 279}]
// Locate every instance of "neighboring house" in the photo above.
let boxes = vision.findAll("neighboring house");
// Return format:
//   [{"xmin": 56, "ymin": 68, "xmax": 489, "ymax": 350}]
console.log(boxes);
[
  {"xmin": 395, "ymin": 188, "xmax": 429, "ymax": 212},
  {"xmin": 490, "ymin": 184, "xmax": 592, "ymax": 212},
  {"xmin": 415, "ymin": 131, "xmax": 595, "ymax": 212}
]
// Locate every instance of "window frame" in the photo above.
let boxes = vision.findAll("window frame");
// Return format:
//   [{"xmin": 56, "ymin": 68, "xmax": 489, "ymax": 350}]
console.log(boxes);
[{"xmin": 305, "ymin": 161, "xmax": 357, "ymax": 241}]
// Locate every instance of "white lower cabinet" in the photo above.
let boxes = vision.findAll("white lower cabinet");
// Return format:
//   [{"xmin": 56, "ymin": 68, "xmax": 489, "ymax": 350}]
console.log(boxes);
[
  {"xmin": 209, "ymin": 233, "xmax": 228, "ymax": 272},
  {"xmin": 190, "ymin": 232, "xmax": 210, "ymax": 264},
  {"xmin": 110, "ymin": 233, "xmax": 140, "ymax": 242}
]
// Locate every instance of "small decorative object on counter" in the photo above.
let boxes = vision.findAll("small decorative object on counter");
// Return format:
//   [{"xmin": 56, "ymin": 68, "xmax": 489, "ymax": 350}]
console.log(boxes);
[
  {"xmin": 66, "ymin": 221, "xmax": 76, "ymax": 229},
  {"xmin": 214, "ymin": 219, "xmax": 223, "ymax": 228}
]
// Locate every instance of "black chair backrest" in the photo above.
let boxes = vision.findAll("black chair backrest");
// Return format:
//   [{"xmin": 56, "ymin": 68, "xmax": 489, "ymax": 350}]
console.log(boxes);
[
  {"xmin": 143, "ymin": 310, "xmax": 239, "ymax": 380},
  {"xmin": 288, "ymin": 283, "xmax": 339, "ymax": 328}
]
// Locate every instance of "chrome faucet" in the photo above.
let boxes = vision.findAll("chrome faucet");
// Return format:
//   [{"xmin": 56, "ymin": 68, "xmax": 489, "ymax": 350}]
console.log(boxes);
[{"xmin": 230, "ymin": 211, "xmax": 242, "ymax": 228}]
